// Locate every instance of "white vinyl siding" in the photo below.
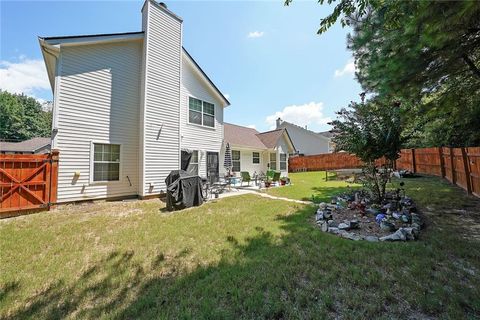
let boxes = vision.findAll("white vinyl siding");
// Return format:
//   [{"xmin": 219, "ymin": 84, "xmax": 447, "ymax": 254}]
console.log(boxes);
[
  {"xmin": 180, "ymin": 52, "xmax": 224, "ymax": 178},
  {"xmin": 141, "ymin": 0, "xmax": 182, "ymax": 195},
  {"xmin": 54, "ymin": 41, "xmax": 142, "ymax": 203}
]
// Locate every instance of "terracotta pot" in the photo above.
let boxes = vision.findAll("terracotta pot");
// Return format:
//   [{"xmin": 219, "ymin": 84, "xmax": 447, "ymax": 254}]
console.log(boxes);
[{"xmin": 280, "ymin": 180, "xmax": 286, "ymax": 186}]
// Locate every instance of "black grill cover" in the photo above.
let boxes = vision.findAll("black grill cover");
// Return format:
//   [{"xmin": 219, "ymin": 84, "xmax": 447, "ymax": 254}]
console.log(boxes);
[{"xmin": 165, "ymin": 170, "xmax": 203, "ymax": 211}]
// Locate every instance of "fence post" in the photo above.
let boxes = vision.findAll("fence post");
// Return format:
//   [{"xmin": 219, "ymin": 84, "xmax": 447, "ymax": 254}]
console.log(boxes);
[
  {"xmin": 49, "ymin": 149, "xmax": 59, "ymax": 209},
  {"xmin": 450, "ymin": 147, "xmax": 456, "ymax": 184},
  {"xmin": 411, "ymin": 149, "xmax": 416, "ymax": 173},
  {"xmin": 461, "ymin": 147, "xmax": 472, "ymax": 194},
  {"xmin": 438, "ymin": 147, "xmax": 446, "ymax": 178}
]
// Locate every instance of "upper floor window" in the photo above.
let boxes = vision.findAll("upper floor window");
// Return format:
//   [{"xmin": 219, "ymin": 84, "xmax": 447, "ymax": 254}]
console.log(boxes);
[
  {"xmin": 189, "ymin": 97, "xmax": 215, "ymax": 128},
  {"xmin": 93, "ymin": 143, "xmax": 120, "ymax": 182}
]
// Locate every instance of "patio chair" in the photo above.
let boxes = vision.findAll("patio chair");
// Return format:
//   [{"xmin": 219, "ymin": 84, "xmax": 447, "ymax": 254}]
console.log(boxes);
[
  {"xmin": 272, "ymin": 171, "xmax": 281, "ymax": 183},
  {"xmin": 240, "ymin": 171, "xmax": 251, "ymax": 186}
]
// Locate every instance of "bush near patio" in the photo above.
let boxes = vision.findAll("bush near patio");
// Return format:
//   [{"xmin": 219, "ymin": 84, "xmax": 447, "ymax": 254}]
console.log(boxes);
[{"xmin": 1, "ymin": 172, "xmax": 480, "ymax": 319}]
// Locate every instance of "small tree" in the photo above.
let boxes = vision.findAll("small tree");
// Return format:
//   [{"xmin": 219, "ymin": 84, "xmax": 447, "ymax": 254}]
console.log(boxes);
[{"xmin": 330, "ymin": 98, "xmax": 405, "ymax": 203}]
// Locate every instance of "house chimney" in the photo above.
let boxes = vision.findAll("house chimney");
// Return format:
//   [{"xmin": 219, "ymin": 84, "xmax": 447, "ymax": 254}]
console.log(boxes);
[
  {"xmin": 276, "ymin": 117, "xmax": 282, "ymax": 129},
  {"xmin": 305, "ymin": 125, "xmax": 308, "ymax": 130},
  {"xmin": 158, "ymin": 2, "xmax": 167, "ymax": 8}
]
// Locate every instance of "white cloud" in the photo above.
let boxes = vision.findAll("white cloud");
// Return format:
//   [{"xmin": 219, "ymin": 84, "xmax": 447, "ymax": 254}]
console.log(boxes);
[
  {"xmin": 224, "ymin": 93, "xmax": 230, "ymax": 100},
  {"xmin": 265, "ymin": 102, "xmax": 332, "ymax": 131},
  {"xmin": 247, "ymin": 31, "xmax": 264, "ymax": 38},
  {"xmin": 334, "ymin": 58, "xmax": 356, "ymax": 78},
  {"xmin": 246, "ymin": 124, "xmax": 256, "ymax": 129},
  {"xmin": 0, "ymin": 57, "xmax": 50, "ymax": 95}
]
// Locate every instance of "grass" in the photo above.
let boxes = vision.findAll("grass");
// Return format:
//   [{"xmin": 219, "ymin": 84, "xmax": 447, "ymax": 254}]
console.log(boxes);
[
  {"xmin": 1, "ymin": 173, "xmax": 480, "ymax": 319},
  {"xmin": 266, "ymin": 171, "xmax": 360, "ymax": 202}
]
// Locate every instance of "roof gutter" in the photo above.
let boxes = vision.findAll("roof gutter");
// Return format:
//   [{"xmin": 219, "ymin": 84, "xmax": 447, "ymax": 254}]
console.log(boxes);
[{"xmin": 38, "ymin": 37, "xmax": 60, "ymax": 91}]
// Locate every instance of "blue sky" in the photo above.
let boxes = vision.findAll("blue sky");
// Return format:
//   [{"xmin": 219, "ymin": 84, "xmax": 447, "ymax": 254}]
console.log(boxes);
[{"xmin": 0, "ymin": 0, "xmax": 361, "ymax": 132}]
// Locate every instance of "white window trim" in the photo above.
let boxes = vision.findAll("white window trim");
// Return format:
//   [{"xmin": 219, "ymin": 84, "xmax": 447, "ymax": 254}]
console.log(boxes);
[
  {"xmin": 187, "ymin": 96, "xmax": 215, "ymax": 129},
  {"xmin": 89, "ymin": 141, "xmax": 123, "ymax": 185}
]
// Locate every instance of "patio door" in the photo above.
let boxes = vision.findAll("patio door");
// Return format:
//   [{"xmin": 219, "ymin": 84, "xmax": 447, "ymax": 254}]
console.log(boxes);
[{"xmin": 206, "ymin": 152, "xmax": 219, "ymax": 183}]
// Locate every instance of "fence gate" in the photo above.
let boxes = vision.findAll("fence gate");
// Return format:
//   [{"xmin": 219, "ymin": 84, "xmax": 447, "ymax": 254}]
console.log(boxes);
[{"xmin": 0, "ymin": 150, "xmax": 58, "ymax": 217}]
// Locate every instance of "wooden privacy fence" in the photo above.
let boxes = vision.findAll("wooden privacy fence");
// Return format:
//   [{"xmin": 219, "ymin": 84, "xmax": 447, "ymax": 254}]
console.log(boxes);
[
  {"xmin": 289, "ymin": 147, "xmax": 480, "ymax": 198},
  {"xmin": 0, "ymin": 150, "xmax": 59, "ymax": 217},
  {"xmin": 396, "ymin": 147, "xmax": 480, "ymax": 198}
]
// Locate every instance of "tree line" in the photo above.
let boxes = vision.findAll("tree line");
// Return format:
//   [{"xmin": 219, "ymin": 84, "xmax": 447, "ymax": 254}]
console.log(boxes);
[{"xmin": 0, "ymin": 90, "xmax": 52, "ymax": 141}]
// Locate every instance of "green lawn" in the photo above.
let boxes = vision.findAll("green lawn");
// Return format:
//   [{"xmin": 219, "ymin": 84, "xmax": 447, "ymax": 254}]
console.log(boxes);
[
  {"xmin": 1, "ymin": 174, "xmax": 480, "ymax": 319},
  {"xmin": 267, "ymin": 171, "xmax": 360, "ymax": 202}
]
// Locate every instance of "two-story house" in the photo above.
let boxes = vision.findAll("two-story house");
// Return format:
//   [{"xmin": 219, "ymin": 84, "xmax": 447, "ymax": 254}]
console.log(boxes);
[{"xmin": 39, "ymin": 0, "xmax": 230, "ymax": 203}]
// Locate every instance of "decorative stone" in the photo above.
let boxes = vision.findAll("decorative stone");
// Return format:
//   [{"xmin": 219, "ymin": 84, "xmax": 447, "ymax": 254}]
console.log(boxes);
[
  {"xmin": 315, "ymin": 210, "xmax": 324, "ymax": 221},
  {"xmin": 338, "ymin": 223, "xmax": 350, "ymax": 230},
  {"xmin": 392, "ymin": 212, "xmax": 401, "ymax": 220},
  {"xmin": 327, "ymin": 227, "xmax": 340, "ymax": 234},
  {"xmin": 401, "ymin": 214, "xmax": 410, "ymax": 223},
  {"xmin": 380, "ymin": 220, "xmax": 396, "ymax": 232},
  {"xmin": 341, "ymin": 232, "xmax": 362, "ymax": 241},
  {"xmin": 327, "ymin": 220, "xmax": 338, "ymax": 227},
  {"xmin": 319, "ymin": 202, "xmax": 327, "ymax": 210},
  {"xmin": 402, "ymin": 227, "xmax": 418, "ymax": 240},
  {"xmin": 321, "ymin": 222, "xmax": 329, "ymax": 232},
  {"xmin": 364, "ymin": 235, "xmax": 379, "ymax": 242},
  {"xmin": 349, "ymin": 220, "xmax": 360, "ymax": 229},
  {"xmin": 376, "ymin": 213, "xmax": 386, "ymax": 224},
  {"xmin": 323, "ymin": 211, "xmax": 333, "ymax": 220},
  {"xmin": 379, "ymin": 228, "xmax": 407, "ymax": 241}
]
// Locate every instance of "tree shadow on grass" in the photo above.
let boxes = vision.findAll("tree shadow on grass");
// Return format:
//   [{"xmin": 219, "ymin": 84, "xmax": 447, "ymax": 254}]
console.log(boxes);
[
  {"xmin": 2, "ymin": 203, "xmax": 480, "ymax": 319},
  {"xmin": 303, "ymin": 185, "xmax": 360, "ymax": 203}
]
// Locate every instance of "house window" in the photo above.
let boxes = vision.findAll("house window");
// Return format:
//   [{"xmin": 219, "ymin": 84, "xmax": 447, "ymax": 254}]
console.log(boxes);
[
  {"xmin": 189, "ymin": 97, "xmax": 215, "ymax": 128},
  {"xmin": 269, "ymin": 153, "xmax": 277, "ymax": 171},
  {"xmin": 93, "ymin": 143, "xmax": 120, "ymax": 182},
  {"xmin": 232, "ymin": 150, "xmax": 241, "ymax": 172},
  {"xmin": 252, "ymin": 152, "xmax": 260, "ymax": 164},
  {"xmin": 280, "ymin": 153, "xmax": 287, "ymax": 171},
  {"xmin": 187, "ymin": 150, "xmax": 199, "ymax": 175}
]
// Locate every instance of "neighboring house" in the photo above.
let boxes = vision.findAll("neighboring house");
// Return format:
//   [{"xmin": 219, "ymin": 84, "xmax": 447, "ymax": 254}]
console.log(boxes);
[
  {"xmin": 276, "ymin": 118, "xmax": 332, "ymax": 155},
  {"xmin": 0, "ymin": 137, "xmax": 51, "ymax": 154},
  {"xmin": 39, "ymin": 0, "xmax": 230, "ymax": 203},
  {"xmin": 222, "ymin": 123, "xmax": 296, "ymax": 177},
  {"xmin": 318, "ymin": 130, "xmax": 336, "ymax": 152}
]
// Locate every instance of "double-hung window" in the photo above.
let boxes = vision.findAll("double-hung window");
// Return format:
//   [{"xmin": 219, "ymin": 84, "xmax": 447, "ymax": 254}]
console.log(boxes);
[
  {"xmin": 232, "ymin": 150, "xmax": 241, "ymax": 172},
  {"xmin": 280, "ymin": 153, "xmax": 287, "ymax": 171},
  {"xmin": 269, "ymin": 153, "xmax": 277, "ymax": 170},
  {"xmin": 187, "ymin": 150, "xmax": 199, "ymax": 175},
  {"xmin": 189, "ymin": 97, "xmax": 215, "ymax": 128},
  {"xmin": 93, "ymin": 143, "xmax": 120, "ymax": 182},
  {"xmin": 252, "ymin": 152, "xmax": 260, "ymax": 164}
]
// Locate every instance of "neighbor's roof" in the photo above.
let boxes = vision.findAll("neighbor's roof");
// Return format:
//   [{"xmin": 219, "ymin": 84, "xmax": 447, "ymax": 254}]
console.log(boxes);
[
  {"xmin": 224, "ymin": 123, "xmax": 266, "ymax": 149},
  {"xmin": 224, "ymin": 123, "xmax": 295, "ymax": 151},
  {"xmin": 257, "ymin": 129, "xmax": 286, "ymax": 149},
  {"xmin": 318, "ymin": 130, "xmax": 334, "ymax": 138},
  {"xmin": 0, "ymin": 137, "xmax": 51, "ymax": 152}
]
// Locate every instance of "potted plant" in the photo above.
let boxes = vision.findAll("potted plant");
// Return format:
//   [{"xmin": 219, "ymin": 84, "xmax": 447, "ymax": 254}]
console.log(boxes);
[{"xmin": 280, "ymin": 177, "xmax": 288, "ymax": 186}]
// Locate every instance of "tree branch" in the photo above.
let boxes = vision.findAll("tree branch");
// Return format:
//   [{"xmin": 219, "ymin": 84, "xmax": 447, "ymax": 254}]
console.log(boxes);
[{"xmin": 462, "ymin": 54, "xmax": 480, "ymax": 79}]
